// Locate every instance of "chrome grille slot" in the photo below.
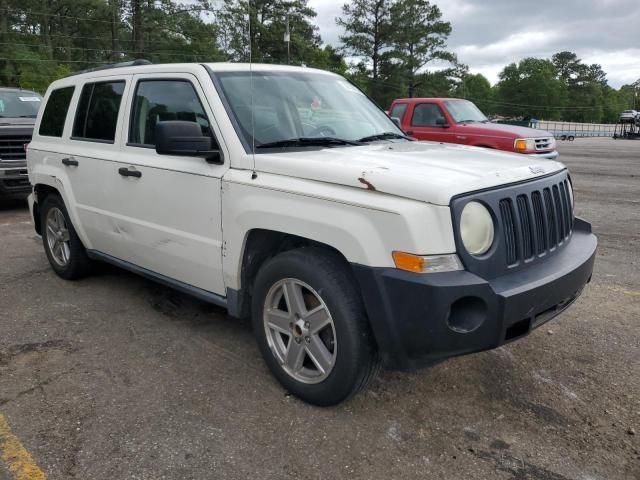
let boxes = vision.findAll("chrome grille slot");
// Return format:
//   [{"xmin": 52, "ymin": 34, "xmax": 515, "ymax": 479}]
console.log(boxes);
[
  {"xmin": 543, "ymin": 188, "xmax": 557, "ymax": 247},
  {"xmin": 552, "ymin": 185, "xmax": 565, "ymax": 240},
  {"xmin": 516, "ymin": 195, "xmax": 534, "ymax": 260},
  {"xmin": 499, "ymin": 199, "xmax": 517, "ymax": 265},
  {"xmin": 534, "ymin": 138, "xmax": 552, "ymax": 150},
  {"xmin": 531, "ymin": 191, "xmax": 546, "ymax": 254}
]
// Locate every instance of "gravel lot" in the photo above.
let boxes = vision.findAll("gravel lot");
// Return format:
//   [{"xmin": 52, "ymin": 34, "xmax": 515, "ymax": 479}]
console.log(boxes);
[{"xmin": 0, "ymin": 137, "xmax": 638, "ymax": 479}]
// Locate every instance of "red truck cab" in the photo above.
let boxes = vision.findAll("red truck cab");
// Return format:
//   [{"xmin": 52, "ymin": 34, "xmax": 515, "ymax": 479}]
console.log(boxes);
[{"xmin": 388, "ymin": 98, "xmax": 558, "ymax": 159}]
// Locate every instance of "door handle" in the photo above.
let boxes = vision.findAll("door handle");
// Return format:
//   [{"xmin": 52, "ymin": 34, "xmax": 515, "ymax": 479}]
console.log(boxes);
[
  {"xmin": 405, "ymin": 130, "xmax": 414, "ymax": 136},
  {"xmin": 118, "ymin": 167, "xmax": 142, "ymax": 178},
  {"xmin": 61, "ymin": 157, "xmax": 79, "ymax": 167}
]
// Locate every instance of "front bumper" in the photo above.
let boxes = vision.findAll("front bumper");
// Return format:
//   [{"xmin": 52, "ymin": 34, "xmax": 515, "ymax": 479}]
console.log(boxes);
[
  {"xmin": 352, "ymin": 218, "xmax": 596, "ymax": 370},
  {"xmin": 0, "ymin": 165, "xmax": 31, "ymax": 196},
  {"xmin": 525, "ymin": 150, "xmax": 559, "ymax": 160}
]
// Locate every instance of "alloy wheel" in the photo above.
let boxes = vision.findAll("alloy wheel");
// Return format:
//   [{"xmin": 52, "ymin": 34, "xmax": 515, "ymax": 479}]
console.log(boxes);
[
  {"xmin": 263, "ymin": 278, "xmax": 337, "ymax": 384},
  {"xmin": 45, "ymin": 207, "xmax": 71, "ymax": 267}
]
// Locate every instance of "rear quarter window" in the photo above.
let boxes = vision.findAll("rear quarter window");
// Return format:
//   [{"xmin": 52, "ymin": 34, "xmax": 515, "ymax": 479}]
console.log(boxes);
[
  {"xmin": 39, "ymin": 86, "xmax": 75, "ymax": 137},
  {"xmin": 72, "ymin": 80, "xmax": 125, "ymax": 142}
]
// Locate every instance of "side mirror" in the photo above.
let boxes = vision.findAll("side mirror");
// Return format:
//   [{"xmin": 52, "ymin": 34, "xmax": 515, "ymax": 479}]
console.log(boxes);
[
  {"xmin": 155, "ymin": 121, "xmax": 221, "ymax": 163},
  {"xmin": 390, "ymin": 117, "xmax": 402, "ymax": 129},
  {"xmin": 436, "ymin": 117, "xmax": 449, "ymax": 128}
]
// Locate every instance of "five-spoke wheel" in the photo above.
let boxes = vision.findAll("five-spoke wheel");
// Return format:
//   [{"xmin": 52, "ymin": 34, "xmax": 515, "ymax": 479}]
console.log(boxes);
[
  {"xmin": 253, "ymin": 247, "xmax": 379, "ymax": 406},
  {"xmin": 41, "ymin": 194, "xmax": 92, "ymax": 279},
  {"xmin": 263, "ymin": 278, "xmax": 337, "ymax": 384},
  {"xmin": 45, "ymin": 207, "xmax": 71, "ymax": 267}
]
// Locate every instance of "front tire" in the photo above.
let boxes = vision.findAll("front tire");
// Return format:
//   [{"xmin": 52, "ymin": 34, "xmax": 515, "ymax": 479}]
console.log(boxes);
[
  {"xmin": 41, "ymin": 195, "xmax": 92, "ymax": 280},
  {"xmin": 252, "ymin": 247, "xmax": 378, "ymax": 406}
]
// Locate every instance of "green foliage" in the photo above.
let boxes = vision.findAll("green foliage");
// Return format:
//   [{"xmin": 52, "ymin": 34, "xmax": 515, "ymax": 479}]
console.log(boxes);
[
  {"xmin": 495, "ymin": 58, "xmax": 567, "ymax": 120},
  {"xmin": 454, "ymin": 73, "xmax": 494, "ymax": 115},
  {"xmin": 389, "ymin": 0, "xmax": 453, "ymax": 97},
  {"xmin": 0, "ymin": 0, "xmax": 636, "ymax": 124},
  {"xmin": 218, "ymin": 0, "xmax": 321, "ymax": 65}
]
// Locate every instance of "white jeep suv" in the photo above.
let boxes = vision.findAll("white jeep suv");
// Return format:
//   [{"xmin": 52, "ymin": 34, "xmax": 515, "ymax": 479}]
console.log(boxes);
[{"xmin": 27, "ymin": 61, "xmax": 597, "ymax": 405}]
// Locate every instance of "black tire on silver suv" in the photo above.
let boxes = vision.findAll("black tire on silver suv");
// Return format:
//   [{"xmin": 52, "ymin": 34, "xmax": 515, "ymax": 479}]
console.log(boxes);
[
  {"xmin": 252, "ymin": 247, "xmax": 379, "ymax": 406},
  {"xmin": 40, "ymin": 194, "xmax": 92, "ymax": 280}
]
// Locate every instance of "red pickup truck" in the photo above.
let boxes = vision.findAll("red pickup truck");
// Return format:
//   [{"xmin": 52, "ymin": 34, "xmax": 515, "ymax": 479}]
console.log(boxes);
[{"xmin": 388, "ymin": 98, "xmax": 558, "ymax": 159}]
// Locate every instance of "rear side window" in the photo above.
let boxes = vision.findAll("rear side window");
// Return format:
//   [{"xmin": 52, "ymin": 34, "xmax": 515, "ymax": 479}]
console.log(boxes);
[
  {"xmin": 411, "ymin": 103, "xmax": 446, "ymax": 127},
  {"xmin": 72, "ymin": 81, "xmax": 125, "ymax": 142},
  {"xmin": 129, "ymin": 80, "xmax": 212, "ymax": 147},
  {"xmin": 39, "ymin": 87, "xmax": 75, "ymax": 137},
  {"xmin": 389, "ymin": 103, "xmax": 407, "ymax": 121}
]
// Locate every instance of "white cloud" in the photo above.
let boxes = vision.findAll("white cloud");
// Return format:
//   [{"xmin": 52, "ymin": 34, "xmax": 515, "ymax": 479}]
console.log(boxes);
[{"xmin": 307, "ymin": 0, "xmax": 640, "ymax": 88}]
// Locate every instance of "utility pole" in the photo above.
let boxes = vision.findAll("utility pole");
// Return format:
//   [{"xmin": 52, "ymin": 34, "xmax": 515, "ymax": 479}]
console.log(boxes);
[{"xmin": 284, "ymin": 11, "xmax": 290, "ymax": 64}]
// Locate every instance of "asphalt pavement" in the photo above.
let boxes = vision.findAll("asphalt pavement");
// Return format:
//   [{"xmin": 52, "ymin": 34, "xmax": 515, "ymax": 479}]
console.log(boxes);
[{"xmin": 0, "ymin": 137, "xmax": 638, "ymax": 479}]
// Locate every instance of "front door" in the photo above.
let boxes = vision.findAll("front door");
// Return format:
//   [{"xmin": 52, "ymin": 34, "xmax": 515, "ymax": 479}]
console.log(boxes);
[
  {"xmin": 105, "ymin": 73, "xmax": 228, "ymax": 296},
  {"xmin": 406, "ymin": 102, "xmax": 457, "ymax": 144}
]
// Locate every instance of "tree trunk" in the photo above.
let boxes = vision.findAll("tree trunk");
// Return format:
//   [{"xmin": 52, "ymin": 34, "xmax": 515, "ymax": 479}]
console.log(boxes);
[
  {"xmin": 41, "ymin": 0, "xmax": 53, "ymax": 60},
  {"xmin": 132, "ymin": 0, "xmax": 144, "ymax": 57},
  {"xmin": 0, "ymin": 0, "xmax": 8, "ymax": 84},
  {"xmin": 109, "ymin": 0, "xmax": 121, "ymax": 61}
]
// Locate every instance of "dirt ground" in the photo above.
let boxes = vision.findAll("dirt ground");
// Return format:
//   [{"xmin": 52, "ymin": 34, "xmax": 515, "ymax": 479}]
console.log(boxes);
[{"xmin": 0, "ymin": 137, "xmax": 638, "ymax": 479}]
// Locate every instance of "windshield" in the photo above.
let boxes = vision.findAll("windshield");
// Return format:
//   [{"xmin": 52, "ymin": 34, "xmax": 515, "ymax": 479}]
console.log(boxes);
[
  {"xmin": 0, "ymin": 91, "xmax": 42, "ymax": 118},
  {"xmin": 212, "ymin": 71, "xmax": 404, "ymax": 151},
  {"xmin": 444, "ymin": 100, "xmax": 488, "ymax": 123}
]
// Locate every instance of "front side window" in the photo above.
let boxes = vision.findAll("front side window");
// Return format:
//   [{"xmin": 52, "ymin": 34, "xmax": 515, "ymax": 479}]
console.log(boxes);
[
  {"xmin": 411, "ymin": 103, "xmax": 447, "ymax": 127},
  {"xmin": 129, "ymin": 80, "xmax": 212, "ymax": 147},
  {"xmin": 73, "ymin": 81, "xmax": 125, "ymax": 142},
  {"xmin": 389, "ymin": 103, "xmax": 407, "ymax": 122},
  {"xmin": 444, "ymin": 100, "xmax": 488, "ymax": 124},
  {"xmin": 39, "ymin": 87, "xmax": 75, "ymax": 137},
  {"xmin": 213, "ymin": 71, "xmax": 403, "ymax": 151}
]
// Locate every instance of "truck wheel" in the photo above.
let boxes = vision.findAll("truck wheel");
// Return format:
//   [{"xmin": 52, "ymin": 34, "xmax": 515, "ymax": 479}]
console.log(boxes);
[
  {"xmin": 252, "ymin": 247, "xmax": 379, "ymax": 406},
  {"xmin": 41, "ymin": 195, "xmax": 92, "ymax": 280}
]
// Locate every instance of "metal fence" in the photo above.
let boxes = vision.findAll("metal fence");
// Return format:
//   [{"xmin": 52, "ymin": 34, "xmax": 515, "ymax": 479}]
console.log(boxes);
[{"xmin": 531, "ymin": 121, "xmax": 617, "ymax": 138}]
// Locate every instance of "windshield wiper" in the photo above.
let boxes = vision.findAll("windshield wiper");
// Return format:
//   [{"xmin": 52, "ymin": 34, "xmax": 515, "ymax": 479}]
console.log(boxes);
[
  {"xmin": 256, "ymin": 137, "xmax": 363, "ymax": 149},
  {"xmin": 357, "ymin": 132, "xmax": 413, "ymax": 143}
]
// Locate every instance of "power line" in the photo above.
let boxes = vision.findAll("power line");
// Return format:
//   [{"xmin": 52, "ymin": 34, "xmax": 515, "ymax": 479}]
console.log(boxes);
[
  {"xmin": 0, "ymin": 42, "xmax": 220, "ymax": 59},
  {"xmin": 0, "ymin": 6, "xmax": 221, "ymax": 25}
]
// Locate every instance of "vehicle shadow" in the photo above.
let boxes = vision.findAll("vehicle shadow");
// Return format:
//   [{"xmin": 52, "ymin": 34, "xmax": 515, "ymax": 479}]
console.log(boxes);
[{"xmin": 0, "ymin": 195, "xmax": 29, "ymax": 212}]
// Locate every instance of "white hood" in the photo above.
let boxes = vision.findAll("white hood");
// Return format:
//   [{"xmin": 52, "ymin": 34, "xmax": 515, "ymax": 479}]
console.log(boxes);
[{"xmin": 254, "ymin": 141, "xmax": 565, "ymax": 205}]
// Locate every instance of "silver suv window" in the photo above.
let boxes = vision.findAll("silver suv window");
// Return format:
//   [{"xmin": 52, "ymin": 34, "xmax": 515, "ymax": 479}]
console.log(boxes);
[
  {"xmin": 72, "ymin": 81, "xmax": 125, "ymax": 143},
  {"xmin": 128, "ymin": 80, "xmax": 212, "ymax": 147},
  {"xmin": 39, "ymin": 87, "xmax": 75, "ymax": 137}
]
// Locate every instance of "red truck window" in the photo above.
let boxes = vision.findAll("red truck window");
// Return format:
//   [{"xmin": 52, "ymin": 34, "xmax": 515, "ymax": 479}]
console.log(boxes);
[
  {"xmin": 389, "ymin": 103, "xmax": 407, "ymax": 121},
  {"xmin": 411, "ymin": 103, "xmax": 447, "ymax": 127}
]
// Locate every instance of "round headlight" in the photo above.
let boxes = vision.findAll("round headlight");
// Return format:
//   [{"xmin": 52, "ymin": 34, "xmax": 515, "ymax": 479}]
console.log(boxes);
[{"xmin": 460, "ymin": 201, "xmax": 495, "ymax": 256}]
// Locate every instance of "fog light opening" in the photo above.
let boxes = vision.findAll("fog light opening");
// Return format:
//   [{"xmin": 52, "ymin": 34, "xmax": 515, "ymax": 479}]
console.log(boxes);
[{"xmin": 447, "ymin": 296, "xmax": 487, "ymax": 333}]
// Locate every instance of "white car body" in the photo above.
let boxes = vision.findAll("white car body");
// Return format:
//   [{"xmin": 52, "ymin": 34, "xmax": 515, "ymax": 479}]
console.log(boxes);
[
  {"xmin": 26, "ymin": 63, "xmax": 597, "ymax": 404},
  {"xmin": 28, "ymin": 63, "xmax": 564, "ymax": 291}
]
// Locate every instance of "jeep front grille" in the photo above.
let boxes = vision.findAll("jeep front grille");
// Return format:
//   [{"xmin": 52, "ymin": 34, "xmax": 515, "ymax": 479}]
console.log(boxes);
[{"xmin": 499, "ymin": 179, "xmax": 573, "ymax": 265}]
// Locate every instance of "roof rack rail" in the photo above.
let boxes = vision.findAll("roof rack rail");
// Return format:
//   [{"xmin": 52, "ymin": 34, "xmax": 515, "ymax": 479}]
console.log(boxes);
[{"xmin": 65, "ymin": 59, "xmax": 152, "ymax": 78}]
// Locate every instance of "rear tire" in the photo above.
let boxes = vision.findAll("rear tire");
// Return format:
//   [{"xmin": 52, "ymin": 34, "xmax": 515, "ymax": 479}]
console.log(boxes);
[
  {"xmin": 41, "ymin": 194, "xmax": 92, "ymax": 280},
  {"xmin": 252, "ymin": 247, "xmax": 379, "ymax": 406}
]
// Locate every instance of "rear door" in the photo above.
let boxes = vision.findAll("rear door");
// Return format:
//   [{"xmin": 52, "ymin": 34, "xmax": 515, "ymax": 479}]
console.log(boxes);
[
  {"xmin": 60, "ymin": 76, "xmax": 132, "ymax": 254},
  {"xmin": 104, "ymin": 72, "xmax": 228, "ymax": 295},
  {"xmin": 405, "ymin": 102, "xmax": 457, "ymax": 144}
]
